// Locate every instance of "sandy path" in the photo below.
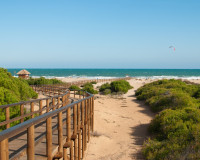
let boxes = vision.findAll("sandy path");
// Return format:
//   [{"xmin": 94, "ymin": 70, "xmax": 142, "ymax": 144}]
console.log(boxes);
[{"xmin": 84, "ymin": 79, "xmax": 155, "ymax": 160}]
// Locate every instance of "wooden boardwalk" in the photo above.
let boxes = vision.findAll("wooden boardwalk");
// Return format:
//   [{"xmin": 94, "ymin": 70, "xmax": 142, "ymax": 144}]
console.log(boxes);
[
  {"xmin": 9, "ymin": 112, "xmax": 68, "ymax": 159},
  {"xmin": 0, "ymin": 78, "xmax": 131, "ymax": 160}
]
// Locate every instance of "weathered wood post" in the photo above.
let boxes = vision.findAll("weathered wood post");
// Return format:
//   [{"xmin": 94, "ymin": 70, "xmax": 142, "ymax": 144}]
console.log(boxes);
[
  {"xmin": 92, "ymin": 96, "xmax": 94, "ymax": 132},
  {"xmin": 46, "ymin": 99, "xmax": 49, "ymax": 113},
  {"xmin": 52, "ymin": 98, "xmax": 55, "ymax": 110},
  {"xmin": 73, "ymin": 104, "xmax": 78, "ymax": 160},
  {"xmin": 84, "ymin": 99, "xmax": 87, "ymax": 150},
  {"xmin": 81, "ymin": 100, "xmax": 85, "ymax": 158},
  {"xmin": 27, "ymin": 125, "xmax": 35, "ymax": 160},
  {"xmin": 20, "ymin": 104, "xmax": 24, "ymax": 123},
  {"xmin": 63, "ymin": 107, "xmax": 72, "ymax": 160},
  {"xmin": 87, "ymin": 98, "xmax": 90, "ymax": 142},
  {"xmin": 39, "ymin": 100, "xmax": 43, "ymax": 115},
  {"xmin": 5, "ymin": 107, "xmax": 10, "ymax": 129},
  {"xmin": 46, "ymin": 116, "xmax": 52, "ymax": 160},
  {"xmin": 30, "ymin": 102, "xmax": 34, "ymax": 118},
  {"xmin": 77, "ymin": 103, "xmax": 81, "ymax": 160},
  {"xmin": 0, "ymin": 139, "xmax": 9, "ymax": 160},
  {"xmin": 58, "ymin": 97, "xmax": 63, "ymax": 154}
]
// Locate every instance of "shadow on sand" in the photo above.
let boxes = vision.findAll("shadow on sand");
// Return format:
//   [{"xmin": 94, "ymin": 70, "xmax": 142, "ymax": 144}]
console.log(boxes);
[{"xmin": 128, "ymin": 95, "xmax": 155, "ymax": 160}]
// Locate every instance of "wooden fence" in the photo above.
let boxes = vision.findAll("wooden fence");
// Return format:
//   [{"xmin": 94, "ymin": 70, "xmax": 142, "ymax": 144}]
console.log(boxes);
[
  {"xmin": 0, "ymin": 77, "xmax": 131, "ymax": 160},
  {"xmin": 0, "ymin": 87, "xmax": 94, "ymax": 160}
]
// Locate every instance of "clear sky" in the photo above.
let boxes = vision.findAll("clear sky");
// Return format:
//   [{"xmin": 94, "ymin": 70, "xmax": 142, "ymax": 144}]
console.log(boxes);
[{"xmin": 0, "ymin": 0, "xmax": 200, "ymax": 69}]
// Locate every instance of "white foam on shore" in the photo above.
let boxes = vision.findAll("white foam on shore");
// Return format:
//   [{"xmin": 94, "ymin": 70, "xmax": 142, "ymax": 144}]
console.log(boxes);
[
  {"xmin": 16, "ymin": 75, "xmax": 200, "ymax": 80},
  {"xmin": 134, "ymin": 76, "xmax": 200, "ymax": 80}
]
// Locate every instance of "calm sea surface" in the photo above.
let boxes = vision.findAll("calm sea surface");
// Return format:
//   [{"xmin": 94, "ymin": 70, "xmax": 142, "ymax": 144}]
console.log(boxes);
[{"xmin": 7, "ymin": 69, "xmax": 200, "ymax": 79}]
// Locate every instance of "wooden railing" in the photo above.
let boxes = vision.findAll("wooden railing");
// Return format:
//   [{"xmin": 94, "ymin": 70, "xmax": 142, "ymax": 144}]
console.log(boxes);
[
  {"xmin": 0, "ymin": 86, "xmax": 94, "ymax": 160},
  {"xmin": 0, "ymin": 77, "xmax": 131, "ymax": 160}
]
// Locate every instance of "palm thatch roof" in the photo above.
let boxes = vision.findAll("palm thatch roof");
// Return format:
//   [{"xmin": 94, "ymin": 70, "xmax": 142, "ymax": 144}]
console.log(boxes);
[{"xmin": 17, "ymin": 69, "xmax": 31, "ymax": 75}]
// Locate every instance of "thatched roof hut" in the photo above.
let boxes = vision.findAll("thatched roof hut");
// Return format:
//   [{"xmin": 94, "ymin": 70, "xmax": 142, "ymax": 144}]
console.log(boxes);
[{"xmin": 17, "ymin": 69, "xmax": 31, "ymax": 79}]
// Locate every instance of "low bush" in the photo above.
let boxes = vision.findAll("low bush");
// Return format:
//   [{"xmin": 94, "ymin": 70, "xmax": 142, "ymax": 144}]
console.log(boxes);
[
  {"xmin": 91, "ymin": 81, "xmax": 97, "ymax": 84},
  {"xmin": 99, "ymin": 83, "xmax": 111, "ymax": 92},
  {"xmin": 83, "ymin": 83, "xmax": 98, "ymax": 94},
  {"xmin": 26, "ymin": 77, "xmax": 63, "ymax": 85},
  {"xmin": 136, "ymin": 79, "xmax": 199, "ymax": 112},
  {"xmin": 99, "ymin": 80, "xmax": 133, "ymax": 95},
  {"xmin": 136, "ymin": 79, "xmax": 200, "ymax": 159},
  {"xmin": 69, "ymin": 85, "xmax": 80, "ymax": 90},
  {"xmin": 103, "ymin": 89, "xmax": 112, "ymax": 95},
  {"xmin": 110, "ymin": 80, "xmax": 133, "ymax": 93},
  {"xmin": 0, "ymin": 68, "xmax": 38, "ymax": 130},
  {"xmin": 144, "ymin": 108, "xmax": 200, "ymax": 159}
]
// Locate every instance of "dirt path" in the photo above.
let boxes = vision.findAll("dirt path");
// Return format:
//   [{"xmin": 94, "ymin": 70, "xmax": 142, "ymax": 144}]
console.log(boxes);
[{"xmin": 84, "ymin": 80, "xmax": 155, "ymax": 160}]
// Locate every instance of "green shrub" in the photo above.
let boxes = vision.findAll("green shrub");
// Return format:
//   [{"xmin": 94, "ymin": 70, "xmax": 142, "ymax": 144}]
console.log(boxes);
[
  {"xmin": 69, "ymin": 85, "xmax": 80, "ymax": 90},
  {"xmin": 91, "ymin": 81, "xmax": 97, "ymax": 84},
  {"xmin": 99, "ymin": 83, "xmax": 111, "ymax": 92},
  {"xmin": 26, "ymin": 77, "xmax": 63, "ymax": 85},
  {"xmin": 110, "ymin": 80, "xmax": 133, "ymax": 93},
  {"xmin": 83, "ymin": 82, "xmax": 98, "ymax": 94},
  {"xmin": 136, "ymin": 79, "xmax": 199, "ymax": 112},
  {"xmin": 136, "ymin": 79, "xmax": 200, "ymax": 159},
  {"xmin": 99, "ymin": 80, "xmax": 133, "ymax": 95},
  {"xmin": 144, "ymin": 108, "xmax": 200, "ymax": 159},
  {"xmin": 146, "ymin": 90, "xmax": 197, "ymax": 112},
  {"xmin": 0, "ymin": 68, "xmax": 38, "ymax": 130},
  {"xmin": 103, "ymin": 89, "xmax": 112, "ymax": 95}
]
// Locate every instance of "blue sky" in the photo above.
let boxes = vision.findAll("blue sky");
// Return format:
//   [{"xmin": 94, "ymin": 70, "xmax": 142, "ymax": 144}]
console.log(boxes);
[{"xmin": 0, "ymin": 0, "xmax": 200, "ymax": 69}]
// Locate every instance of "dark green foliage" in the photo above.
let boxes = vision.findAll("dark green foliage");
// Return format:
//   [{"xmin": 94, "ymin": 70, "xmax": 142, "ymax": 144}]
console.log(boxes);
[
  {"xmin": 99, "ymin": 80, "xmax": 133, "ymax": 95},
  {"xmin": 0, "ymin": 68, "xmax": 38, "ymax": 130},
  {"xmin": 91, "ymin": 81, "xmax": 97, "ymax": 84},
  {"xmin": 144, "ymin": 108, "xmax": 200, "ymax": 159},
  {"xmin": 0, "ymin": 68, "xmax": 38, "ymax": 105},
  {"xmin": 69, "ymin": 85, "xmax": 81, "ymax": 90},
  {"xmin": 82, "ymin": 83, "xmax": 98, "ymax": 94},
  {"xmin": 136, "ymin": 79, "xmax": 200, "ymax": 159},
  {"xmin": 103, "ymin": 89, "xmax": 112, "ymax": 95},
  {"xmin": 99, "ymin": 83, "xmax": 111, "ymax": 92},
  {"xmin": 110, "ymin": 80, "xmax": 133, "ymax": 93},
  {"xmin": 26, "ymin": 77, "xmax": 63, "ymax": 85},
  {"xmin": 136, "ymin": 79, "xmax": 199, "ymax": 112}
]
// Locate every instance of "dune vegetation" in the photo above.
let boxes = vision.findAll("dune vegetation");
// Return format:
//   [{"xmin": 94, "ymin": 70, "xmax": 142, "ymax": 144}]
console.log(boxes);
[
  {"xmin": 69, "ymin": 82, "xmax": 98, "ymax": 94},
  {"xmin": 0, "ymin": 68, "xmax": 38, "ymax": 130},
  {"xmin": 135, "ymin": 79, "xmax": 200, "ymax": 159},
  {"xmin": 26, "ymin": 77, "xmax": 64, "ymax": 85},
  {"xmin": 99, "ymin": 80, "xmax": 133, "ymax": 95}
]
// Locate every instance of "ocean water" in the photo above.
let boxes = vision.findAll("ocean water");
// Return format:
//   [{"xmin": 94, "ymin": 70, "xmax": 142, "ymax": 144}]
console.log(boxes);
[{"xmin": 7, "ymin": 69, "xmax": 200, "ymax": 79}]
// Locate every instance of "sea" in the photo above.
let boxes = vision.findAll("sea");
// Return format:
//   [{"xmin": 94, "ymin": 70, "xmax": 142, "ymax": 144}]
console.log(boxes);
[{"xmin": 7, "ymin": 69, "xmax": 200, "ymax": 80}]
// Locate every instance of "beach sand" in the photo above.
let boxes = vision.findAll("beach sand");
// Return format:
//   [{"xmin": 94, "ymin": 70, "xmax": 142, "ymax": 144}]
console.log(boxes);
[
  {"xmin": 83, "ymin": 79, "xmax": 155, "ymax": 160},
  {"xmin": 58, "ymin": 77, "xmax": 200, "ymax": 160}
]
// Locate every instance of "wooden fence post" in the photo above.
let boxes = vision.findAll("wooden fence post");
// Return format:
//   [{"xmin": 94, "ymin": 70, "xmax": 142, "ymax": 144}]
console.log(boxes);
[
  {"xmin": 46, "ymin": 117, "xmax": 52, "ymax": 160},
  {"xmin": 63, "ymin": 107, "xmax": 72, "ymax": 160},
  {"xmin": 73, "ymin": 104, "xmax": 78, "ymax": 160},
  {"xmin": 0, "ymin": 139, "xmax": 9, "ymax": 160},
  {"xmin": 81, "ymin": 100, "xmax": 85, "ymax": 158},
  {"xmin": 46, "ymin": 99, "xmax": 49, "ymax": 113},
  {"xmin": 92, "ymin": 96, "xmax": 94, "ymax": 132},
  {"xmin": 39, "ymin": 100, "xmax": 43, "ymax": 115},
  {"xmin": 27, "ymin": 125, "xmax": 35, "ymax": 160},
  {"xmin": 31, "ymin": 102, "xmax": 34, "ymax": 118},
  {"xmin": 77, "ymin": 103, "xmax": 81, "ymax": 160},
  {"xmin": 5, "ymin": 107, "xmax": 10, "ymax": 129},
  {"xmin": 84, "ymin": 100, "xmax": 87, "ymax": 150},
  {"xmin": 88, "ymin": 99, "xmax": 90, "ymax": 142},
  {"xmin": 58, "ymin": 97, "xmax": 63, "ymax": 153},
  {"xmin": 20, "ymin": 104, "xmax": 24, "ymax": 123}
]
